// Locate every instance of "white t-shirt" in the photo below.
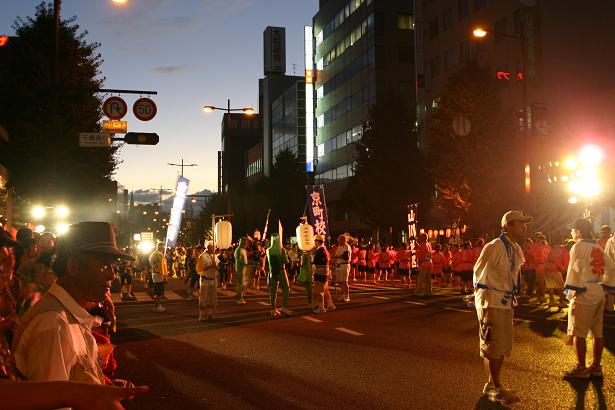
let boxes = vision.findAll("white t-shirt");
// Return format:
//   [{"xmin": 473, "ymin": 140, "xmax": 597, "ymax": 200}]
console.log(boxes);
[
  {"xmin": 334, "ymin": 244, "xmax": 352, "ymax": 264},
  {"xmin": 473, "ymin": 236, "xmax": 525, "ymax": 310},
  {"xmin": 565, "ymin": 240, "xmax": 615, "ymax": 304}
]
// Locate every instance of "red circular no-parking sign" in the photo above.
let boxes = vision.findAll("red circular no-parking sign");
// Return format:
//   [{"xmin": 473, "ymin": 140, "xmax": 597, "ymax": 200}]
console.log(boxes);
[
  {"xmin": 102, "ymin": 96, "xmax": 128, "ymax": 120},
  {"xmin": 133, "ymin": 98, "xmax": 157, "ymax": 121}
]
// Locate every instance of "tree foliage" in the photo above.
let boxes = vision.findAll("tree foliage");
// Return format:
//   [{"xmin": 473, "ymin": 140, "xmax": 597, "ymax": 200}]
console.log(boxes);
[
  {"xmin": 344, "ymin": 91, "xmax": 433, "ymax": 233},
  {"xmin": 425, "ymin": 60, "xmax": 523, "ymax": 231},
  {"xmin": 0, "ymin": 2, "xmax": 119, "ymax": 206}
]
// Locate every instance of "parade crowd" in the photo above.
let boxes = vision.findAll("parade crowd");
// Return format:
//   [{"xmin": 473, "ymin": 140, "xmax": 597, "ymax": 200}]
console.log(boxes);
[{"xmin": 0, "ymin": 210, "xmax": 614, "ymax": 407}]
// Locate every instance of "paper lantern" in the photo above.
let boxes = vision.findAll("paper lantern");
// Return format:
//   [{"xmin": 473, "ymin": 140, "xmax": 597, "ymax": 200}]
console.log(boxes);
[
  {"xmin": 439, "ymin": 229, "xmax": 445, "ymax": 236},
  {"xmin": 215, "ymin": 220, "xmax": 232, "ymax": 249},
  {"xmin": 428, "ymin": 229, "xmax": 433, "ymax": 239},
  {"xmin": 434, "ymin": 230, "xmax": 439, "ymax": 238},
  {"xmin": 446, "ymin": 228, "xmax": 452, "ymax": 238},
  {"xmin": 461, "ymin": 224, "xmax": 467, "ymax": 234},
  {"xmin": 296, "ymin": 223, "xmax": 315, "ymax": 251},
  {"xmin": 419, "ymin": 228, "xmax": 425, "ymax": 235}
]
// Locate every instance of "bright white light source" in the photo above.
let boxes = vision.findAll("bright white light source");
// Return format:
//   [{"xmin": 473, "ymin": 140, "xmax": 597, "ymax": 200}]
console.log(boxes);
[
  {"xmin": 579, "ymin": 178, "xmax": 601, "ymax": 198},
  {"xmin": 55, "ymin": 205, "xmax": 69, "ymax": 218},
  {"xmin": 564, "ymin": 158, "xmax": 577, "ymax": 170},
  {"xmin": 34, "ymin": 225, "xmax": 46, "ymax": 234},
  {"xmin": 56, "ymin": 223, "xmax": 70, "ymax": 235},
  {"xmin": 138, "ymin": 240, "xmax": 154, "ymax": 254},
  {"xmin": 32, "ymin": 206, "xmax": 46, "ymax": 220},
  {"xmin": 568, "ymin": 197, "xmax": 579, "ymax": 204},
  {"xmin": 579, "ymin": 145, "xmax": 603, "ymax": 165}
]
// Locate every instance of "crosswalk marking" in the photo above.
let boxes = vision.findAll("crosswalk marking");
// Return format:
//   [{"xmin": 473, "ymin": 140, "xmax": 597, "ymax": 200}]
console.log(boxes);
[
  {"xmin": 403, "ymin": 300, "xmax": 427, "ymax": 306},
  {"xmin": 372, "ymin": 296, "xmax": 390, "ymax": 300},
  {"xmin": 335, "ymin": 327, "xmax": 364, "ymax": 336},
  {"xmin": 302, "ymin": 316, "xmax": 323, "ymax": 323},
  {"xmin": 257, "ymin": 301, "xmax": 270, "ymax": 306},
  {"xmin": 444, "ymin": 307, "xmax": 472, "ymax": 313}
]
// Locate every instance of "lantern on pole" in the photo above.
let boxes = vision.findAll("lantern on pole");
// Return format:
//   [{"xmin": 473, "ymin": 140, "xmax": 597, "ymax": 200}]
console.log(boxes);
[
  {"xmin": 420, "ymin": 228, "xmax": 425, "ymax": 235},
  {"xmin": 296, "ymin": 217, "xmax": 315, "ymax": 251},
  {"xmin": 428, "ymin": 229, "xmax": 433, "ymax": 239},
  {"xmin": 215, "ymin": 220, "xmax": 233, "ymax": 249},
  {"xmin": 439, "ymin": 229, "xmax": 445, "ymax": 237}
]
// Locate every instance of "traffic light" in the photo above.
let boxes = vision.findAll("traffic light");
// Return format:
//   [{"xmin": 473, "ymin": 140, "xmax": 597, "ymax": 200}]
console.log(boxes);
[{"xmin": 124, "ymin": 132, "xmax": 159, "ymax": 145}]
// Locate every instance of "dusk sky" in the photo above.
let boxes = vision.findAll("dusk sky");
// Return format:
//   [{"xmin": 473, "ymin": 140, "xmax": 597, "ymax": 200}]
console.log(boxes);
[{"xmin": 1, "ymin": 0, "xmax": 317, "ymax": 201}]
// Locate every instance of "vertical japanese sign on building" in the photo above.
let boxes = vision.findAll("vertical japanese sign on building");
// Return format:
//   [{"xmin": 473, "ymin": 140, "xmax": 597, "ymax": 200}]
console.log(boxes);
[
  {"xmin": 165, "ymin": 176, "xmax": 189, "ymax": 247},
  {"xmin": 522, "ymin": 1, "xmax": 543, "ymax": 86},
  {"xmin": 264, "ymin": 26, "xmax": 286, "ymax": 75},
  {"xmin": 304, "ymin": 26, "xmax": 315, "ymax": 173},
  {"xmin": 306, "ymin": 185, "xmax": 330, "ymax": 241}
]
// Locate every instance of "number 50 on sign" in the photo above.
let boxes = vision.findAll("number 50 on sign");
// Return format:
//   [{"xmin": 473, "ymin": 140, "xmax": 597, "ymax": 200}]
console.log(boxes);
[{"xmin": 133, "ymin": 98, "xmax": 157, "ymax": 121}]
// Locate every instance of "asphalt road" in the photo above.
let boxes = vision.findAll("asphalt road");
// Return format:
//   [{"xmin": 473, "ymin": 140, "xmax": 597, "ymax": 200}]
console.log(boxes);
[{"xmin": 112, "ymin": 278, "xmax": 615, "ymax": 410}]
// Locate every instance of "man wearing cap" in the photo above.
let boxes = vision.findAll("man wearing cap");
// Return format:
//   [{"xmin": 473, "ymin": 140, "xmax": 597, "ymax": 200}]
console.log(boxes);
[
  {"xmin": 563, "ymin": 218, "xmax": 615, "ymax": 379},
  {"xmin": 333, "ymin": 234, "xmax": 351, "ymax": 303},
  {"xmin": 12, "ymin": 222, "xmax": 133, "ymax": 384},
  {"xmin": 196, "ymin": 242, "xmax": 219, "ymax": 322},
  {"xmin": 472, "ymin": 210, "xmax": 531, "ymax": 404},
  {"xmin": 149, "ymin": 242, "xmax": 168, "ymax": 313}
]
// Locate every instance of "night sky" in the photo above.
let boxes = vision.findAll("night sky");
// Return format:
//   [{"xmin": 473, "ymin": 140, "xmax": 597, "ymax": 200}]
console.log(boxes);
[{"xmin": 1, "ymin": 0, "xmax": 317, "ymax": 200}]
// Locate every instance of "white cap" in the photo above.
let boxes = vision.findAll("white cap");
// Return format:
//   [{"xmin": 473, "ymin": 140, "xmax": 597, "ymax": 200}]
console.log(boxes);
[{"xmin": 501, "ymin": 210, "xmax": 533, "ymax": 228}]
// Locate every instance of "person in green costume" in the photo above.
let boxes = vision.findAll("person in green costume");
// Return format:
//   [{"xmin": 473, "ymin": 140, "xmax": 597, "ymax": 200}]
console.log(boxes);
[
  {"xmin": 234, "ymin": 237, "xmax": 248, "ymax": 305},
  {"xmin": 266, "ymin": 234, "xmax": 293, "ymax": 316},
  {"xmin": 297, "ymin": 250, "xmax": 314, "ymax": 308}
]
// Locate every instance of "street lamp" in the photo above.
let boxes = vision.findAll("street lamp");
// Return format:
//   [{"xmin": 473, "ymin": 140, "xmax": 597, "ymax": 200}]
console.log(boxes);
[
  {"xmin": 166, "ymin": 159, "xmax": 198, "ymax": 177},
  {"xmin": 472, "ymin": 26, "xmax": 530, "ymax": 198}
]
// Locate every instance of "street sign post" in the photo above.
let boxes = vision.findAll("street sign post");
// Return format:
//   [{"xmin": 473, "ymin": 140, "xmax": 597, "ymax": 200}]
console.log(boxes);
[
  {"xmin": 103, "ymin": 96, "xmax": 128, "ymax": 120},
  {"xmin": 79, "ymin": 132, "xmax": 112, "ymax": 147},
  {"xmin": 102, "ymin": 120, "xmax": 128, "ymax": 133},
  {"xmin": 133, "ymin": 98, "xmax": 157, "ymax": 121}
]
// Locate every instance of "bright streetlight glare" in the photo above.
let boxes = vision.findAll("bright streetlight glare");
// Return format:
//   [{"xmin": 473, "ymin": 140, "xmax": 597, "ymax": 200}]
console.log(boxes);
[
  {"xmin": 55, "ymin": 205, "xmax": 69, "ymax": 218},
  {"xmin": 563, "ymin": 158, "xmax": 577, "ymax": 170},
  {"xmin": 111, "ymin": 0, "xmax": 127, "ymax": 5},
  {"xmin": 243, "ymin": 107, "xmax": 255, "ymax": 115},
  {"xmin": 32, "ymin": 206, "xmax": 46, "ymax": 220},
  {"xmin": 56, "ymin": 223, "xmax": 70, "ymax": 235},
  {"xmin": 579, "ymin": 144, "xmax": 603, "ymax": 165},
  {"xmin": 34, "ymin": 225, "xmax": 46, "ymax": 234},
  {"xmin": 473, "ymin": 28, "xmax": 488, "ymax": 38},
  {"xmin": 568, "ymin": 197, "xmax": 579, "ymax": 204},
  {"xmin": 202, "ymin": 105, "xmax": 215, "ymax": 113},
  {"xmin": 138, "ymin": 240, "xmax": 154, "ymax": 254}
]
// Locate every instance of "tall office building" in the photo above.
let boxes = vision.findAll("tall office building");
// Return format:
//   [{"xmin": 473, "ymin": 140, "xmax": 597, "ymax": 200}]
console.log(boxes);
[
  {"xmin": 260, "ymin": 26, "xmax": 309, "ymax": 177},
  {"xmin": 310, "ymin": 0, "xmax": 416, "ymax": 230}
]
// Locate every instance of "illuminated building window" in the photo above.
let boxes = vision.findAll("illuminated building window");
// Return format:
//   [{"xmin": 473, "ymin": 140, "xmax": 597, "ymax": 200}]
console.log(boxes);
[{"xmin": 398, "ymin": 14, "xmax": 414, "ymax": 30}]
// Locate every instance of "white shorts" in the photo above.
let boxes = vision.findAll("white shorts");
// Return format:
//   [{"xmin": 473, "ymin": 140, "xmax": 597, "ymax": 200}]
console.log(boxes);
[
  {"xmin": 567, "ymin": 299, "xmax": 605, "ymax": 339},
  {"xmin": 477, "ymin": 307, "xmax": 514, "ymax": 359},
  {"xmin": 336, "ymin": 264, "xmax": 351, "ymax": 282}
]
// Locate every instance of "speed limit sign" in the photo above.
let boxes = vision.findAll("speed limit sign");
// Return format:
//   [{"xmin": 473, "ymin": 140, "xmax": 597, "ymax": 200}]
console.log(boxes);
[{"xmin": 133, "ymin": 98, "xmax": 157, "ymax": 121}]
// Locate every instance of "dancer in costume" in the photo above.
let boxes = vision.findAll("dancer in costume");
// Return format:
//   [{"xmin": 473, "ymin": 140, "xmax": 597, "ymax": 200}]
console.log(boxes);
[
  {"xmin": 234, "ymin": 237, "xmax": 248, "ymax": 305},
  {"xmin": 298, "ymin": 250, "xmax": 314, "ymax": 308},
  {"xmin": 266, "ymin": 234, "xmax": 293, "ymax": 316}
]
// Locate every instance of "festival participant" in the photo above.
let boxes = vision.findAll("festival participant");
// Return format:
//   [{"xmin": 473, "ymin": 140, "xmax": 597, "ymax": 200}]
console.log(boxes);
[
  {"xmin": 196, "ymin": 243, "xmax": 219, "ymax": 322},
  {"xmin": 529, "ymin": 233, "xmax": 551, "ymax": 304},
  {"xmin": 149, "ymin": 242, "xmax": 168, "ymax": 313},
  {"xmin": 473, "ymin": 211, "xmax": 531, "ymax": 404},
  {"xmin": 12, "ymin": 222, "xmax": 134, "ymax": 384},
  {"xmin": 604, "ymin": 228, "xmax": 615, "ymax": 313},
  {"xmin": 458, "ymin": 241, "xmax": 475, "ymax": 294},
  {"xmin": 297, "ymin": 250, "xmax": 314, "ymax": 308},
  {"xmin": 441, "ymin": 244, "xmax": 452, "ymax": 288},
  {"xmin": 415, "ymin": 234, "xmax": 433, "ymax": 296},
  {"xmin": 564, "ymin": 218, "xmax": 615, "ymax": 379},
  {"xmin": 597, "ymin": 225, "xmax": 611, "ymax": 249},
  {"xmin": 119, "ymin": 248, "xmax": 135, "ymax": 301},
  {"xmin": 378, "ymin": 246, "xmax": 392, "ymax": 283},
  {"xmin": 544, "ymin": 240, "xmax": 569, "ymax": 308},
  {"xmin": 350, "ymin": 245, "xmax": 359, "ymax": 282},
  {"xmin": 450, "ymin": 243, "xmax": 462, "ymax": 290},
  {"xmin": 234, "ymin": 238, "xmax": 249, "ymax": 305},
  {"xmin": 431, "ymin": 243, "xmax": 446, "ymax": 287},
  {"xmin": 266, "ymin": 234, "xmax": 292, "ymax": 316},
  {"xmin": 333, "ymin": 235, "xmax": 352, "ymax": 303},
  {"xmin": 217, "ymin": 248, "xmax": 231, "ymax": 290},
  {"xmin": 313, "ymin": 235, "xmax": 334, "ymax": 313},
  {"xmin": 357, "ymin": 246, "xmax": 367, "ymax": 282},
  {"xmin": 186, "ymin": 246, "xmax": 201, "ymax": 300},
  {"xmin": 521, "ymin": 238, "xmax": 536, "ymax": 297},
  {"xmin": 366, "ymin": 244, "xmax": 379, "ymax": 284},
  {"xmin": 398, "ymin": 243, "xmax": 412, "ymax": 288}
]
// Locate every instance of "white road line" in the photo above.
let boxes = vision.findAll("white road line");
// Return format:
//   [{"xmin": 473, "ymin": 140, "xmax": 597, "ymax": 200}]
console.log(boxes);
[
  {"xmin": 302, "ymin": 316, "xmax": 323, "ymax": 323},
  {"xmin": 403, "ymin": 300, "xmax": 427, "ymax": 305},
  {"xmin": 444, "ymin": 307, "xmax": 472, "ymax": 313},
  {"xmin": 335, "ymin": 327, "xmax": 364, "ymax": 336},
  {"xmin": 257, "ymin": 301, "xmax": 270, "ymax": 306},
  {"xmin": 372, "ymin": 296, "xmax": 390, "ymax": 300}
]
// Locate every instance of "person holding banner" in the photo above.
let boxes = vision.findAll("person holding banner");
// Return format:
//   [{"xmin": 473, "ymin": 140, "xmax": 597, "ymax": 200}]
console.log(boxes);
[
  {"xmin": 234, "ymin": 238, "xmax": 249, "ymax": 305},
  {"xmin": 266, "ymin": 234, "xmax": 293, "ymax": 317},
  {"xmin": 196, "ymin": 242, "xmax": 219, "ymax": 322},
  {"xmin": 313, "ymin": 235, "xmax": 335, "ymax": 313}
]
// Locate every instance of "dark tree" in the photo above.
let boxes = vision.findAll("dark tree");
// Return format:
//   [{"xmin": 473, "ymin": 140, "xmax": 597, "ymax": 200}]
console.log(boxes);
[
  {"xmin": 344, "ymin": 91, "xmax": 433, "ymax": 236},
  {"xmin": 0, "ymin": 3, "xmax": 119, "ymax": 207},
  {"xmin": 425, "ymin": 60, "xmax": 523, "ymax": 232}
]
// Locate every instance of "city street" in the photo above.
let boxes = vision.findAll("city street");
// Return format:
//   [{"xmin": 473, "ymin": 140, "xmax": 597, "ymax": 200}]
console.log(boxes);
[{"xmin": 113, "ymin": 279, "xmax": 615, "ymax": 409}]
